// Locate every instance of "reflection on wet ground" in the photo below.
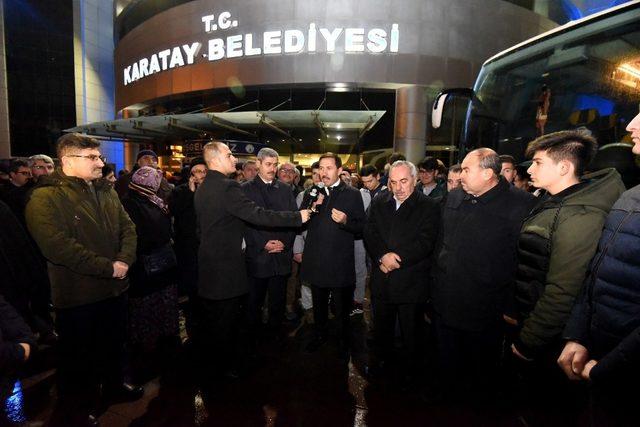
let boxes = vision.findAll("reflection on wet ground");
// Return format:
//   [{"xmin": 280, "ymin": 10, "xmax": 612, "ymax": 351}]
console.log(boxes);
[{"xmin": 1, "ymin": 308, "xmax": 529, "ymax": 426}]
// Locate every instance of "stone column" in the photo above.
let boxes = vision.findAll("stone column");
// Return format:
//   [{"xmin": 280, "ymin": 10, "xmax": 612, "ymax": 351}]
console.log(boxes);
[
  {"xmin": 0, "ymin": 1, "xmax": 11, "ymax": 158},
  {"xmin": 393, "ymin": 85, "xmax": 428, "ymax": 165}
]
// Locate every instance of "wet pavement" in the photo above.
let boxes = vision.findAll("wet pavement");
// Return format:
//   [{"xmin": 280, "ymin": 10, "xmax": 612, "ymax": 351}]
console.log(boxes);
[{"xmin": 2, "ymin": 304, "xmax": 542, "ymax": 427}]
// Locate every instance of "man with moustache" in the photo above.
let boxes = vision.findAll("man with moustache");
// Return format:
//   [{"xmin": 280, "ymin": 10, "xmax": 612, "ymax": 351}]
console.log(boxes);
[
  {"xmin": 432, "ymin": 148, "xmax": 536, "ymax": 402},
  {"xmin": 300, "ymin": 153, "xmax": 366, "ymax": 357},
  {"xmin": 242, "ymin": 148, "xmax": 298, "ymax": 338},
  {"xmin": 194, "ymin": 142, "xmax": 309, "ymax": 379},
  {"xmin": 25, "ymin": 134, "xmax": 140, "ymax": 425},
  {"xmin": 28, "ymin": 154, "xmax": 55, "ymax": 182},
  {"xmin": 364, "ymin": 160, "xmax": 440, "ymax": 384}
]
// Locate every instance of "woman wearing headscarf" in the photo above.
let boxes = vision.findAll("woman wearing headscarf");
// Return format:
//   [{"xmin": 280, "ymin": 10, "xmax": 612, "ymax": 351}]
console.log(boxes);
[{"xmin": 121, "ymin": 166, "xmax": 179, "ymax": 380}]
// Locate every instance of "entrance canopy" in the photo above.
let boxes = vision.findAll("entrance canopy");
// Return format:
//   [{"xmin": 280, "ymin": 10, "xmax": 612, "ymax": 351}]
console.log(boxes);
[{"xmin": 64, "ymin": 110, "xmax": 386, "ymax": 142}]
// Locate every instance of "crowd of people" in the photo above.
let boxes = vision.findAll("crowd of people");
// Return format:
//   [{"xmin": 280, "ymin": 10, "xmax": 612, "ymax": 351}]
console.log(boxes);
[{"xmin": 0, "ymin": 111, "xmax": 639, "ymax": 426}]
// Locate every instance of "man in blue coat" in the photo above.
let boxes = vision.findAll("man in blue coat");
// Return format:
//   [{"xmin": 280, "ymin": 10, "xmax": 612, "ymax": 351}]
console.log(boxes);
[{"xmin": 558, "ymin": 111, "xmax": 640, "ymax": 424}]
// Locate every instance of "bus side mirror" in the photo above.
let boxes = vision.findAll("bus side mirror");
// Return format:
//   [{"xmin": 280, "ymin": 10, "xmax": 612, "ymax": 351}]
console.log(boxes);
[{"xmin": 432, "ymin": 88, "xmax": 474, "ymax": 129}]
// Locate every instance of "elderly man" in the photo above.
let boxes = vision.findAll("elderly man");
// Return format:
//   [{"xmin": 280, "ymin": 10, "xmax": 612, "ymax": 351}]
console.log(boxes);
[
  {"xmin": 194, "ymin": 142, "xmax": 308, "ymax": 380},
  {"xmin": 26, "ymin": 134, "xmax": 141, "ymax": 424},
  {"xmin": 432, "ymin": 148, "xmax": 536, "ymax": 402},
  {"xmin": 29, "ymin": 154, "xmax": 55, "ymax": 181},
  {"xmin": 278, "ymin": 162, "xmax": 301, "ymax": 196},
  {"xmin": 364, "ymin": 160, "xmax": 440, "ymax": 384}
]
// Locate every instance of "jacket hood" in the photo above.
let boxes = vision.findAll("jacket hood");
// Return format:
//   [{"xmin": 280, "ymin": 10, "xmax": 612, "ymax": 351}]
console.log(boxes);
[{"xmin": 554, "ymin": 168, "xmax": 624, "ymax": 212}]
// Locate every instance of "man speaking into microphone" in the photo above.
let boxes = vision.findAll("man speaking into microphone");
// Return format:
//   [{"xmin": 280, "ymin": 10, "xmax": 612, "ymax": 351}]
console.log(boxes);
[{"xmin": 300, "ymin": 153, "xmax": 366, "ymax": 358}]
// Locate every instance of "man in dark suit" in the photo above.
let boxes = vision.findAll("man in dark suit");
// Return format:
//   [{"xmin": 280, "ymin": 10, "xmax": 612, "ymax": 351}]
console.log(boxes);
[
  {"xmin": 242, "ymin": 148, "xmax": 298, "ymax": 338},
  {"xmin": 300, "ymin": 153, "xmax": 366, "ymax": 357},
  {"xmin": 364, "ymin": 160, "xmax": 440, "ymax": 383},
  {"xmin": 432, "ymin": 148, "xmax": 536, "ymax": 402},
  {"xmin": 194, "ymin": 142, "xmax": 309, "ymax": 379}
]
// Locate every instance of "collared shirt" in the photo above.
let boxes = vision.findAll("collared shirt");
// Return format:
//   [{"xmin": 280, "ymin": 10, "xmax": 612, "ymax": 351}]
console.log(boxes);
[
  {"xmin": 422, "ymin": 183, "xmax": 437, "ymax": 196},
  {"xmin": 258, "ymin": 175, "xmax": 273, "ymax": 185},
  {"xmin": 325, "ymin": 179, "xmax": 340, "ymax": 195},
  {"xmin": 393, "ymin": 196, "xmax": 404, "ymax": 210}
]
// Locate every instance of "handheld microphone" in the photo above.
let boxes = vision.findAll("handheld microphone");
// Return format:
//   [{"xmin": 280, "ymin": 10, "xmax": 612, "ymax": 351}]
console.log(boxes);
[{"xmin": 305, "ymin": 183, "xmax": 325, "ymax": 212}]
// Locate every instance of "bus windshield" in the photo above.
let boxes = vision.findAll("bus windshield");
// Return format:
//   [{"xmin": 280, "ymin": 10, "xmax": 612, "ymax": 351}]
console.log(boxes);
[{"xmin": 466, "ymin": 3, "xmax": 640, "ymax": 162}]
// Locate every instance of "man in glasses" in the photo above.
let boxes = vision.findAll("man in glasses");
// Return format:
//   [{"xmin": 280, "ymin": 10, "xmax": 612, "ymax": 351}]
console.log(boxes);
[
  {"xmin": 28, "ymin": 154, "xmax": 55, "ymax": 181},
  {"xmin": 278, "ymin": 162, "xmax": 302, "ymax": 197},
  {"xmin": 0, "ymin": 159, "xmax": 34, "ymax": 224},
  {"xmin": 25, "ymin": 133, "xmax": 141, "ymax": 425}
]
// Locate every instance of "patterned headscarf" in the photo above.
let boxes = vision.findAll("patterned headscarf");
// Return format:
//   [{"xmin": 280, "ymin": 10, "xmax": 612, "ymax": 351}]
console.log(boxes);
[{"xmin": 129, "ymin": 166, "xmax": 167, "ymax": 213}]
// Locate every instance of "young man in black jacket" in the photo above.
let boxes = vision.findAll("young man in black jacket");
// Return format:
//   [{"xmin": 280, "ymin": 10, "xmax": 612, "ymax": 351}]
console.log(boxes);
[
  {"xmin": 194, "ymin": 142, "xmax": 309, "ymax": 379},
  {"xmin": 300, "ymin": 153, "xmax": 366, "ymax": 357}
]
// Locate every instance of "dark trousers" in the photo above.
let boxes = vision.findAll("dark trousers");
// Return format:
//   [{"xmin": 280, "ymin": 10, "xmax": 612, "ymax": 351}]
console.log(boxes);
[
  {"xmin": 373, "ymin": 300, "xmax": 425, "ymax": 368},
  {"xmin": 311, "ymin": 285, "xmax": 354, "ymax": 343},
  {"xmin": 55, "ymin": 294, "xmax": 127, "ymax": 402},
  {"xmin": 196, "ymin": 295, "xmax": 246, "ymax": 377},
  {"xmin": 248, "ymin": 275, "xmax": 287, "ymax": 331},
  {"xmin": 176, "ymin": 248, "xmax": 198, "ymax": 339},
  {"xmin": 433, "ymin": 316, "xmax": 504, "ymax": 401},
  {"xmin": 508, "ymin": 345, "xmax": 588, "ymax": 425}
]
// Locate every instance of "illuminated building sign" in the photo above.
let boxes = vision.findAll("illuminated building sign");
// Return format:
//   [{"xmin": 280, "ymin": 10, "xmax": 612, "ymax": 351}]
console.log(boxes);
[{"xmin": 123, "ymin": 11, "xmax": 400, "ymax": 86}]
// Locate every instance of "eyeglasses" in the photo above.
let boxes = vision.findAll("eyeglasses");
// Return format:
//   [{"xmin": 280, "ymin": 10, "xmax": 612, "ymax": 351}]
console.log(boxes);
[
  {"xmin": 33, "ymin": 165, "xmax": 54, "ymax": 170},
  {"xmin": 67, "ymin": 154, "xmax": 106, "ymax": 163},
  {"xmin": 280, "ymin": 168, "xmax": 295, "ymax": 174}
]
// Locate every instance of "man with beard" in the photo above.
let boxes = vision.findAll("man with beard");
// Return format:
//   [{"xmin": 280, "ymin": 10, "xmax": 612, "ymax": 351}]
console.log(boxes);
[{"xmin": 29, "ymin": 154, "xmax": 55, "ymax": 182}]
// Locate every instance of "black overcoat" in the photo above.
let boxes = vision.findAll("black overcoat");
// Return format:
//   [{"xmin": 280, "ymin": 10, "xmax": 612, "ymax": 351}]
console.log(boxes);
[
  {"xmin": 433, "ymin": 179, "xmax": 536, "ymax": 331},
  {"xmin": 241, "ymin": 177, "xmax": 298, "ymax": 278},
  {"xmin": 364, "ymin": 190, "xmax": 440, "ymax": 304},
  {"xmin": 300, "ymin": 181, "xmax": 365, "ymax": 288},
  {"xmin": 121, "ymin": 191, "xmax": 174, "ymax": 297},
  {"xmin": 194, "ymin": 170, "xmax": 302, "ymax": 300}
]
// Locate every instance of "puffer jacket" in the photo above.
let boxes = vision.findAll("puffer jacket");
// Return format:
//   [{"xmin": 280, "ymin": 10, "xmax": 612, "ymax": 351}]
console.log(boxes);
[
  {"xmin": 564, "ymin": 184, "xmax": 640, "ymax": 387},
  {"xmin": 514, "ymin": 168, "xmax": 625, "ymax": 359},
  {"xmin": 25, "ymin": 170, "xmax": 137, "ymax": 309}
]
